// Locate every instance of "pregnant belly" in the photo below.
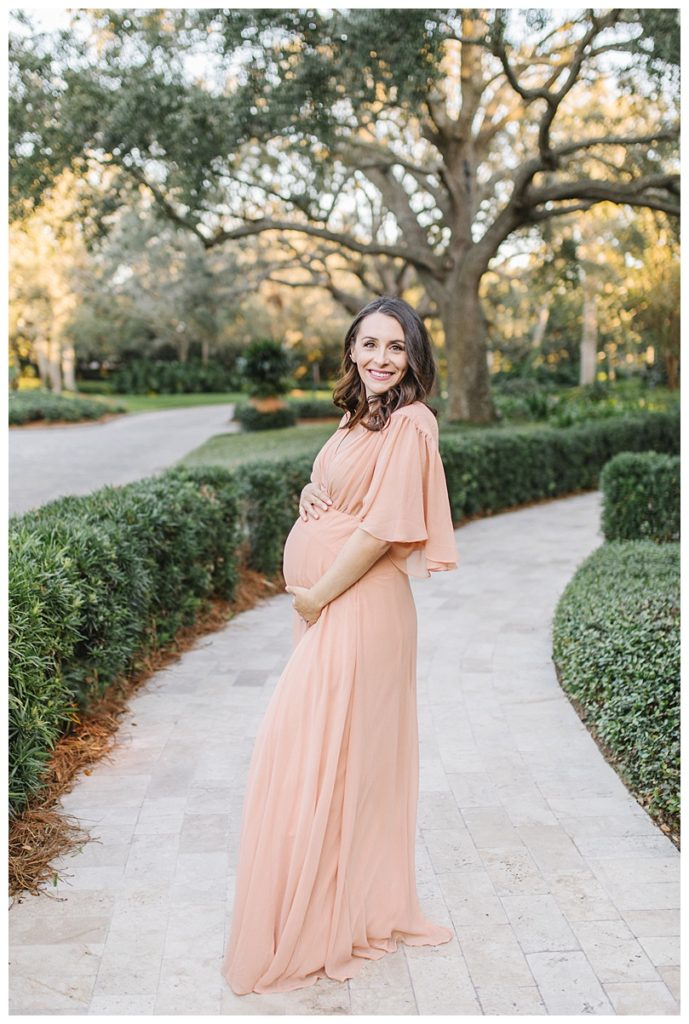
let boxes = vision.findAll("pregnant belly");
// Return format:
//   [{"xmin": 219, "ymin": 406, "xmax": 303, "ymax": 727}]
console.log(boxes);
[{"xmin": 282, "ymin": 506, "xmax": 360, "ymax": 590}]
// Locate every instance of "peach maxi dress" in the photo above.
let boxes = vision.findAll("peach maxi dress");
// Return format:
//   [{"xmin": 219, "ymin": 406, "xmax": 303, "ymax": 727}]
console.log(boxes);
[{"xmin": 222, "ymin": 400, "xmax": 459, "ymax": 995}]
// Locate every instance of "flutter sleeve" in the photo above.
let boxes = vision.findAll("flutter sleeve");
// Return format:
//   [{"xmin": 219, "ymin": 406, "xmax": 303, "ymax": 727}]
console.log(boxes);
[{"xmin": 356, "ymin": 410, "xmax": 459, "ymax": 580}]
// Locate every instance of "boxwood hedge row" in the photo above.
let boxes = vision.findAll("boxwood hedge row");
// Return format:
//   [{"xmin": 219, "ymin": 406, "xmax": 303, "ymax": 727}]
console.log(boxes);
[
  {"xmin": 9, "ymin": 389, "xmax": 127, "ymax": 425},
  {"xmin": 600, "ymin": 451, "xmax": 680, "ymax": 543},
  {"xmin": 9, "ymin": 408, "xmax": 679, "ymax": 815},
  {"xmin": 552, "ymin": 540, "xmax": 680, "ymax": 824},
  {"xmin": 9, "ymin": 468, "xmax": 242, "ymax": 815},
  {"xmin": 438, "ymin": 409, "xmax": 679, "ymax": 519}
]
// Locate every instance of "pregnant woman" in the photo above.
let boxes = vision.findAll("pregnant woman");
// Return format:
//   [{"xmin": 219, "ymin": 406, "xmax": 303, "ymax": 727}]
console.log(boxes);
[{"xmin": 222, "ymin": 296, "xmax": 459, "ymax": 995}]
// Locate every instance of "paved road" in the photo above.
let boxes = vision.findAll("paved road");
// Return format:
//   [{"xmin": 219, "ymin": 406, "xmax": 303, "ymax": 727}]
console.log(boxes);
[
  {"xmin": 8, "ymin": 492, "xmax": 679, "ymax": 1014},
  {"xmin": 9, "ymin": 405, "xmax": 238, "ymax": 517}
]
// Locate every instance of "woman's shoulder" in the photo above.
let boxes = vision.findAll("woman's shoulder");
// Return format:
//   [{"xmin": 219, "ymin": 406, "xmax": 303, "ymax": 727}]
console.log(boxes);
[{"xmin": 391, "ymin": 400, "xmax": 438, "ymax": 440}]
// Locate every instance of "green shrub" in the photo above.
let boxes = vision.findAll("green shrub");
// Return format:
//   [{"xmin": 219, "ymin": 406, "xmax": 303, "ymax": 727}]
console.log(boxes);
[
  {"xmin": 74, "ymin": 380, "xmax": 117, "ymax": 396},
  {"xmin": 552, "ymin": 540, "xmax": 680, "ymax": 825},
  {"xmin": 110, "ymin": 359, "xmax": 239, "ymax": 395},
  {"xmin": 600, "ymin": 451, "xmax": 679, "ymax": 544},
  {"xmin": 233, "ymin": 463, "xmax": 295, "ymax": 575},
  {"xmin": 9, "ymin": 406, "xmax": 678, "ymax": 816},
  {"xmin": 8, "ymin": 467, "xmax": 242, "ymax": 816},
  {"xmin": 237, "ymin": 339, "xmax": 293, "ymax": 399},
  {"xmin": 233, "ymin": 403, "xmax": 298, "ymax": 431},
  {"xmin": 288, "ymin": 397, "xmax": 342, "ymax": 419},
  {"xmin": 9, "ymin": 526, "xmax": 84, "ymax": 813},
  {"xmin": 439, "ymin": 410, "xmax": 679, "ymax": 520},
  {"xmin": 491, "ymin": 378, "xmax": 679, "ymax": 426},
  {"xmin": 9, "ymin": 389, "xmax": 126, "ymax": 425},
  {"xmin": 13, "ymin": 501, "xmax": 152, "ymax": 708}
]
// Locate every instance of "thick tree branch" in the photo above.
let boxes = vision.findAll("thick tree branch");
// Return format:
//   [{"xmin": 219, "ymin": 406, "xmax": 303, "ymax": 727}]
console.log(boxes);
[
  {"xmin": 553, "ymin": 126, "xmax": 679, "ymax": 159},
  {"xmin": 522, "ymin": 172, "xmax": 680, "ymax": 214},
  {"xmin": 124, "ymin": 163, "xmax": 208, "ymax": 245},
  {"xmin": 208, "ymin": 218, "xmax": 444, "ymax": 276},
  {"xmin": 360, "ymin": 165, "xmax": 437, "ymax": 259}
]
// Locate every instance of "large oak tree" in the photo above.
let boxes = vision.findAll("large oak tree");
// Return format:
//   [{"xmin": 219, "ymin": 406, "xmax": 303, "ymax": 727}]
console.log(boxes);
[{"xmin": 10, "ymin": 7, "xmax": 679, "ymax": 421}]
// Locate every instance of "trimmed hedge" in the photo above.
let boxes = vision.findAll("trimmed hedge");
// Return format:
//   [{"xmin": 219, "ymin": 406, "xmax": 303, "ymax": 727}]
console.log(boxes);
[
  {"xmin": 233, "ymin": 403, "xmax": 297, "ymax": 432},
  {"xmin": 9, "ymin": 468, "xmax": 242, "ymax": 815},
  {"xmin": 600, "ymin": 451, "xmax": 680, "ymax": 543},
  {"xmin": 9, "ymin": 408, "xmax": 679, "ymax": 815},
  {"xmin": 110, "ymin": 359, "xmax": 239, "ymax": 395},
  {"xmin": 9, "ymin": 389, "xmax": 127, "ymax": 425},
  {"xmin": 552, "ymin": 540, "xmax": 680, "ymax": 824},
  {"xmin": 288, "ymin": 398, "xmax": 342, "ymax": 419},
  {"xmin": 439, "ymin": 410, "xmax": 679, "ymax": 519}
]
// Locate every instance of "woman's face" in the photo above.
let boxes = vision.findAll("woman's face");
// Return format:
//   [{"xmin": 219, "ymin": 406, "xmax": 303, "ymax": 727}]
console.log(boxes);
[{"xmin": 350, "ymin": 312, "xmax": 409, "ymax": 398}]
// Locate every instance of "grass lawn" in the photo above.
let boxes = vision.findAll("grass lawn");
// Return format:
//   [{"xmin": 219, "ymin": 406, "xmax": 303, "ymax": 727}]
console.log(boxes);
[
  {"xmin": 176, "ymin": 413, "xmax": 522, "ymax": 470},
  {"xmin": 93, "ymin": 392, "xmax": 244, "ymax": 413},
  {"xmin": 178, "ymin": 421, "xmax": 338, "ymax": 469}
]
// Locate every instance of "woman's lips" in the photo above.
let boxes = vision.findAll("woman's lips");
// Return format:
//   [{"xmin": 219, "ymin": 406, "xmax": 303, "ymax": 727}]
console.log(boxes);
[{"xmin": 368, "ymin": 369, "xmax": 394, "ymax": 380}]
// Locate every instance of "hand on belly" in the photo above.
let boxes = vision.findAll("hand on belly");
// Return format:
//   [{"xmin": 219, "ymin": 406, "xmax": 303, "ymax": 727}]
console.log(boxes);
[{"xmin": 285, "ymin": 584, "xmax": 323, "ymax": 626}]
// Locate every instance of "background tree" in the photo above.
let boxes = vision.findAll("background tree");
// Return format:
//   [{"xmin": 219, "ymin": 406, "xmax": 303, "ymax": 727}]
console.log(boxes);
[
  {"xmin": 9, "ymin": 169, "xmax": 90, "ymax": 392},
  {"xmin": 10, "ymin": 8, "xmax": 679, "ymax": 420}
]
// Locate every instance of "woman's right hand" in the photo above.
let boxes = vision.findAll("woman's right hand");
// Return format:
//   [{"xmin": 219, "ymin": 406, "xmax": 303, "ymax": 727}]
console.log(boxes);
[{"xmin": 299, "ymin": 482, "xmax": 333, "ymax": 521}]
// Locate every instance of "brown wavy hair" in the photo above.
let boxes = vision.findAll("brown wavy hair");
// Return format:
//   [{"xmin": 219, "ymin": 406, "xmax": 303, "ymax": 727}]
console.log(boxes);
[{"xmin": 331, "ymin": 296, "xmax": 438, "ymax": 432}]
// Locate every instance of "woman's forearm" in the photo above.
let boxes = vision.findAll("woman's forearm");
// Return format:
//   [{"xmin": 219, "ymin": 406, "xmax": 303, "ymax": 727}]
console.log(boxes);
[{"xmin": 310, "ymin": 527, "xmax": 391, "ymax": 609}]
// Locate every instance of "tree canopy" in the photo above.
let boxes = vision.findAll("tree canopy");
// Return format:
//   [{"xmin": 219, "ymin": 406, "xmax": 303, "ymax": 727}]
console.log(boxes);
[{"xmin": 9, "ymin": 7, "xmax": 680, "ymax": 419}]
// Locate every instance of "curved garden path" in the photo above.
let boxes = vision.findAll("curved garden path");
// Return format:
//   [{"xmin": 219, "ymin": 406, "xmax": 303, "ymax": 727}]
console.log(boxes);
[
  {"xmin": 9, "ymin": 491, "xmax": 679, "ymax": 1014},
  {"xmin": 9, "ymin": 403, "xmax": 238, "ymax": 516}
]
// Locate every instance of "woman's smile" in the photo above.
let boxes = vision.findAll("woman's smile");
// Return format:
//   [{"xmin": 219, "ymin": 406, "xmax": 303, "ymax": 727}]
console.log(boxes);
[{"xmin": 350, "ymin": 311, "xmax": 409, "ymax": 398}]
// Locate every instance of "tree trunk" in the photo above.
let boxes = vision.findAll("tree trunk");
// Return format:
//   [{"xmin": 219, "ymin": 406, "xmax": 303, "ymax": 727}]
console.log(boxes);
[
  {"xmin": 37, "ymin": 332, "xmax": 63, "ymax": 393},
  {"xmin": 441, "ymin": 272, "xmax": 497, "ymax": 424},
  {"xmin": 664, "ymin": 350, "xmax": 679, "ymax": 390},
  {"xmin": 47, "ymin": 337, "xmax": 63, "ymax": 393},
  {"xmin": 33, "ymin": 334, "xmax": 50, "ymax": 388},
  {"xmin": 201, "ymin": 338, "xmax": 210, "ymax": 365},
  {"xmin": 579, "ymin": 275, "xmax": 598, "ymax": 386},
  {"xmin": 532, "ymin": 304, "xmax": 550, "ymax": 349},
  {"xmin": 62, "ymin": 342, "xmax": 76, "ymax": 391}
]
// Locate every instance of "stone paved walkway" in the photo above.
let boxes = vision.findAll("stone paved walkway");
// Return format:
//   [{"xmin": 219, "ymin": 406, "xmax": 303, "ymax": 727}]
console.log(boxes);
[
  {"xmin": 8, "ymin": 492, "xmax": 680, "ymax": 1014},
  {"xmin": 9, "ymin": 403, "xmax": 238, "ymax": 516}
]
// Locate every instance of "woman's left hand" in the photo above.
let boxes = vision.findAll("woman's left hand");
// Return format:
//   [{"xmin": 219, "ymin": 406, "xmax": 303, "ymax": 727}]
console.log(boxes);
[{"xmin": 285, "ymin": 585, "xmax": 323, "ymax": 626}]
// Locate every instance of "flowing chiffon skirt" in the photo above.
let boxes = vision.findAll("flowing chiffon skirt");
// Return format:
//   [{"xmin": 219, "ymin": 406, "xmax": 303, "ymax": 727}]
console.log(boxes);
[{"xmin": 221, "ymin": 503, "xmax": 453, "ymax": 996}]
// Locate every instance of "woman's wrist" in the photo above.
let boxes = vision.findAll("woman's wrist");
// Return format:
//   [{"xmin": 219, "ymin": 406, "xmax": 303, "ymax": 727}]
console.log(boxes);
[{"xmin": 308, "ymin": 584, "xmax": 328, "ymax": 611}]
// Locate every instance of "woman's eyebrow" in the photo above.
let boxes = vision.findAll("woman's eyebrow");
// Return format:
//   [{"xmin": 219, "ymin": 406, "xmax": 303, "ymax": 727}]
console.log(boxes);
[{"xmin": 360, "ymin": 335, "xmax": 406, "ymax": 344}]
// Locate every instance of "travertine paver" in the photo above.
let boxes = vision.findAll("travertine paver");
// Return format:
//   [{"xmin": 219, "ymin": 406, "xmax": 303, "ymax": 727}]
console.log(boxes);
[
  {"xmin": 9, "ymin": 403, "xmax": 238, "ymax": 516},
  {"xmin": 8, "ymin": 491, "xmax": 680, "ymax": 1014}
]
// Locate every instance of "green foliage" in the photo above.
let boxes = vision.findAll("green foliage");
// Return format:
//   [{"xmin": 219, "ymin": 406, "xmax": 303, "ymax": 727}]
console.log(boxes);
[
  {"xmin": 288, "ymin": 397, "xmax": 342, "ymax": 419},
  {"xmin": 14, "ymin": 498, "xmax": 152, "ymax": 708},
  {"xmin": 9, "ymin": 403, "xmax": 678, "ymax": 816},
  {"xmin": 233, "ymin": 463, "xmax": 295, "ymax": 575},
  {"xmin": 492, "ymin": 377, "xmax": 679, "ymax": 426},
  {"xmin": 552, "ymin": 540, "xmax": 680, "ymax": 824},
  {"xmin": 110, "ymin": 359, "xmax": 240, "ymax": 395},
  {"xmin": 8, "ymin": 526, "xmax": 84, "ymax": 813},
  {"xmin": 237, "ymin": 339, "xmax": 294, "ymax": 399},
  {"xmin": 233, "ymin": 403, "xmax": 298, "ymax": 432},
  {"xmin": 73, "ymin": 379, "xmax": 117, "ymax": 396},
  {"xmin": 9, "ymin": 468, "xmax": 242, "ymax": 815},
  {"xmin": 439, "ymin": 410, "xmax": 679, "ymax": 520},
  {"xmin": 632, "ymin": 9, "xmax": 680, "ymax": 85},
  {"xmin": 9, "ymin": 389, "xmax": 126, "ymax": 425},
  {"xmin": 600, "ymin": 452, "xmax": 679, "ymax": 544}
]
